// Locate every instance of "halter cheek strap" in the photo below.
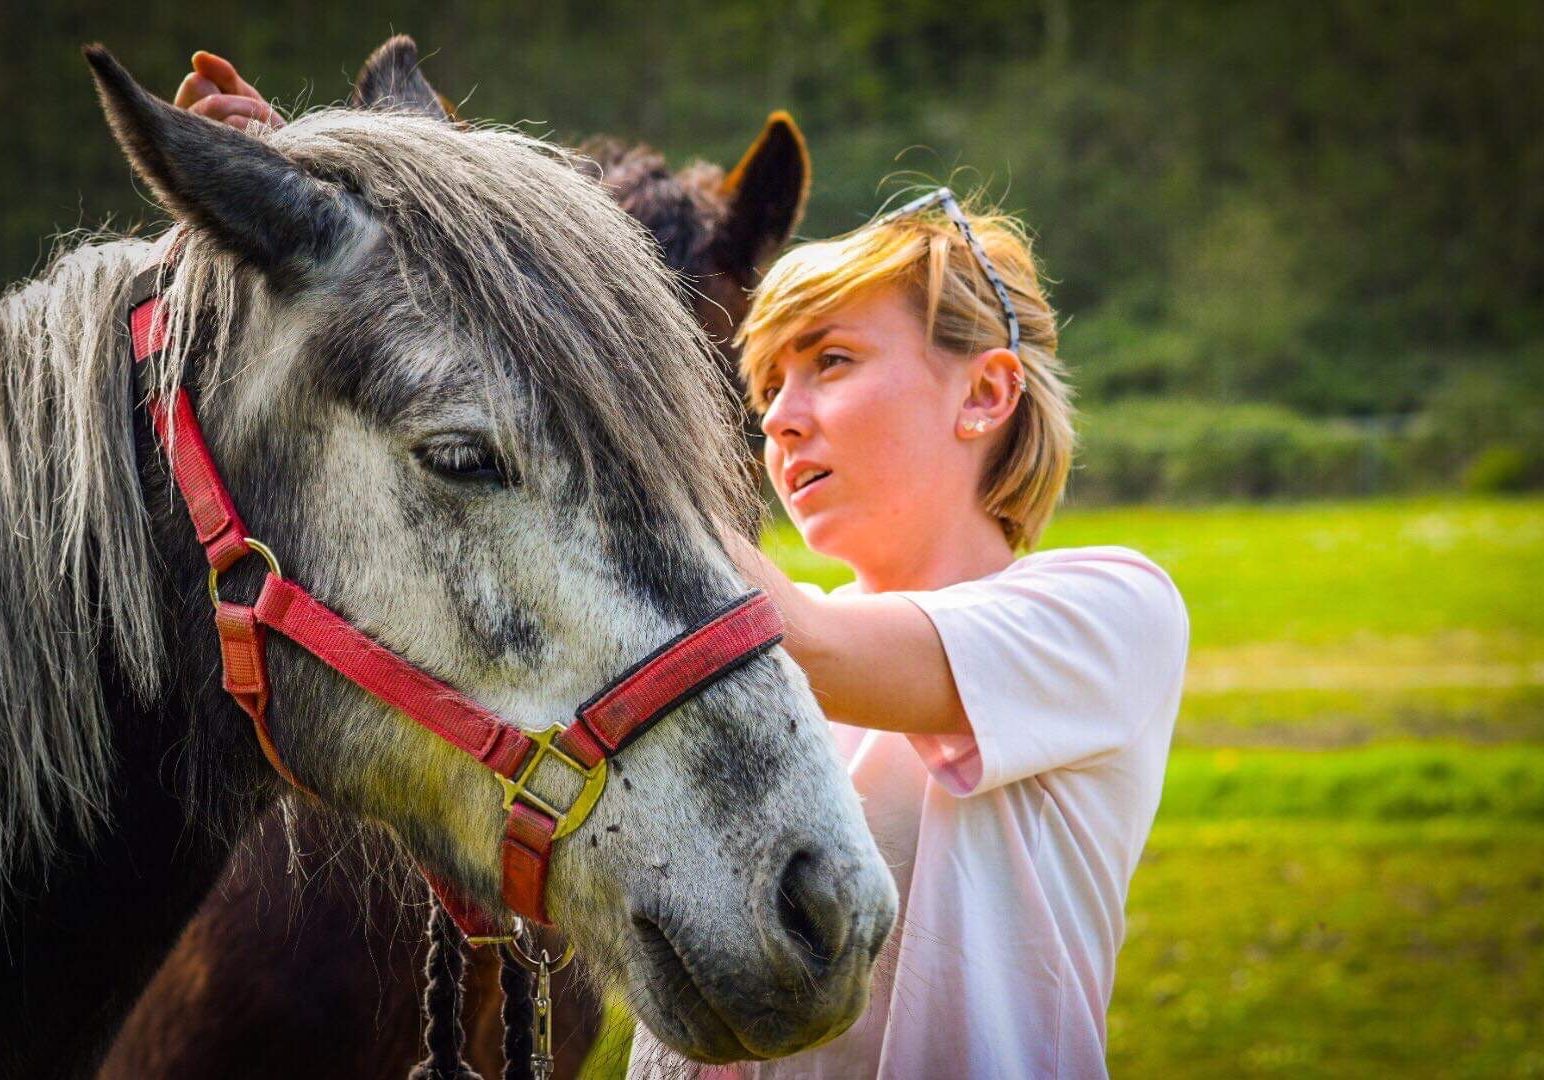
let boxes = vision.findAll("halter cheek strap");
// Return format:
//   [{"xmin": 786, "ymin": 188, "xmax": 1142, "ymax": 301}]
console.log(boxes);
[{"xmin": 128, "ymin": 239, "xmax": 783, "ymax": 930}]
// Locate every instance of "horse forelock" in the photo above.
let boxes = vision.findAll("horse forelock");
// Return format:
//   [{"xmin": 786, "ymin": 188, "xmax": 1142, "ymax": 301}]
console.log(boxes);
[
  {"xmin": 266, "ymin": 111, "xmax": 756, "ymax": 552},
  {"xmin": 154, "ymin": 110, "xmax": 755, "ymax": 596}
]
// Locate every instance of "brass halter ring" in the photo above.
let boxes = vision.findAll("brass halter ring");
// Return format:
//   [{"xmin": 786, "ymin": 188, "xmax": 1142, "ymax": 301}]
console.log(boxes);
[
  {"xmin": 505, "ymin": 935, "xmax": 577, "ymax": 975},
  {"xmin": 468, "ymin": 921, "xmax": 577, "ymax": 972},
  {"xmin": 207, "ymin": 538, "xmax": 283, "ymax": 607}
]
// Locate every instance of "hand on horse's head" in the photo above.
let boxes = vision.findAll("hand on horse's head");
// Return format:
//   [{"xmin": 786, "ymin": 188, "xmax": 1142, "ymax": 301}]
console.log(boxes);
[{"xmin": 173, "ymin": 50, "xmax": 284, "ymax": 132}]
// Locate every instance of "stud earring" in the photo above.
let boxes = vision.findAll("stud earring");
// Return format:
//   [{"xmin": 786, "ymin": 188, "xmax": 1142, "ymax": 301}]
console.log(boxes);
[
  {"xmin": 964, "ymin": 418, "xmax": 991, "ymax": 434},
  {"xmin": 1012, "ymin": 370, "xmax": 1028, "ymax": 394}
]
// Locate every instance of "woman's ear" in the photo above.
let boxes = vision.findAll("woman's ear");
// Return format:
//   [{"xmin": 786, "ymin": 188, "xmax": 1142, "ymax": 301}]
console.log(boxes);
[{"xmin": 957, "ymin": 348, "xmax": 1024, "ymax": 439}]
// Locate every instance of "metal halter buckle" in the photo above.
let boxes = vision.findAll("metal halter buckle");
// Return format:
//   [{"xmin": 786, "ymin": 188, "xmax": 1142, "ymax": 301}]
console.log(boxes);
[{"xmin": 496, "ymin": 725, "xmax": 608, "ymax": 840}]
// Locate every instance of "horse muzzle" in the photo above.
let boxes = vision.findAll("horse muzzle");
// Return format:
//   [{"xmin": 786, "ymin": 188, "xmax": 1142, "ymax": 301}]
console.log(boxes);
[{"xmin": 626, "ymin": 832, "xmax": 898, "ymax": 1063}]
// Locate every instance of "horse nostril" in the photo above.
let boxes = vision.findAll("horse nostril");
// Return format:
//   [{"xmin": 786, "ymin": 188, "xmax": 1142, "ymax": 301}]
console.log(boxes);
[{"xmin": 775, "ymin": 850, "xmax": 851, "ymax": 973}]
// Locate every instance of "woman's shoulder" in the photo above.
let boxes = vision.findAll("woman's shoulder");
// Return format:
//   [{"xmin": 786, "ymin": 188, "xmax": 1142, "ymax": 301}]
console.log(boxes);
[
  {"xmin": 1015, "ymin": 543, "xmax": 1172, "ymax": 578},
  {"xmin": 966, "ymin": 544, "xmax": 1188, "ymax": 648},
  {"xmin": 954, "ymin": 543, "xmax": 1174, "ymax": 594},
  {"xmin": 905, "ymin": 544, "xmax": 1189, "ymax": 783}
]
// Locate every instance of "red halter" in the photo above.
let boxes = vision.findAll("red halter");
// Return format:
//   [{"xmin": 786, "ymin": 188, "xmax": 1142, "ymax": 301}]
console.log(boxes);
[{"xmin": 127, "ymin": 237, "xmax": 783, "ymax": 930}]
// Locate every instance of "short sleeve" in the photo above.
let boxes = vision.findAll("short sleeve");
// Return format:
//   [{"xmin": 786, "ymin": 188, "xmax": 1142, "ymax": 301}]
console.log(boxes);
[
  {"xmin": 793, "ymin": 581, "xmax": 829, "ymax": 601},
  {"xmin": 898, "ymin": 546, "xmax": 1188, "ymax": 796}
]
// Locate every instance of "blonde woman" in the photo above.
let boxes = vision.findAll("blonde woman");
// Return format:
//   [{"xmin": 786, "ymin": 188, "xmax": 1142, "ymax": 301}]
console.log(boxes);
[{"xmin": 628, "ymin": 190, "xmax": 1188, "ymax": 1078}]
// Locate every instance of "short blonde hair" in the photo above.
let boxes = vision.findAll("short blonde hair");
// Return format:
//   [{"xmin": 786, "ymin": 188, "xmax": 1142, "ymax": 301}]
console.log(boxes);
[{"xmin": 738, "ymin": 195, "xmax": 1075, "ymax": 549}]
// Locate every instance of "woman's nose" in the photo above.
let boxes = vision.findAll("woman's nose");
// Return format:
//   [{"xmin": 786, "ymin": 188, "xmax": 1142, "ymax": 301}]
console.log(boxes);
[{"xmin": 760, "ymin": 382, "xmax": 809, "ymax": 444}]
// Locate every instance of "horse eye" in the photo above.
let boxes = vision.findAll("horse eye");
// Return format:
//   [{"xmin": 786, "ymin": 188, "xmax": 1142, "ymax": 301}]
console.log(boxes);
[{"xmin": 415, "ymin": 438, "xmax": 518, "ymax": 485}]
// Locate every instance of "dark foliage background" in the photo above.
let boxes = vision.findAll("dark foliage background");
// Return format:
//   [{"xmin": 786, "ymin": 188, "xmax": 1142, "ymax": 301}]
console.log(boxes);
[{"xmin": 5, "ymin": 0, "xmax": 1539, "ymax": 499}]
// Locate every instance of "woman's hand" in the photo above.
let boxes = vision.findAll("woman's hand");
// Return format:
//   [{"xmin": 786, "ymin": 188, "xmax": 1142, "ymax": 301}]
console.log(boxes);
[
  {"xmin": 723, "ymin": 528, "xmax": 969, "ymax": 737},
  {"xmin": 722, "ymin": 529, "xmax": 811, "ymax": 622},
  {"xmin": 173, "ymin": 51, "xmax": 284, "ymax": 132}
]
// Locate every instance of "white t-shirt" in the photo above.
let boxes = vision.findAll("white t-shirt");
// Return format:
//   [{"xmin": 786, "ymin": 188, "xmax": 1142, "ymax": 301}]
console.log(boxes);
[{"xmin": 629, "ymin": 546, "xmax": 1189, "ymax": 1079}]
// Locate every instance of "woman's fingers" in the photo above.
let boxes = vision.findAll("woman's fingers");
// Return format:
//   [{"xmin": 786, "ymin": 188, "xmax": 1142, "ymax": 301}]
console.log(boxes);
[
  {"xmin": 173, "ymin": 73, "xmax": 219, "ymax": 109},
  {"xmin": 176, "ymin": 52, "xmax": 287, "ymax": 129},
  {"xmin": 190, "ymin": 51, "xmax": 263, "ymax": 100},
  {"xmin": 188, "ymin": 94, "xmax": 284, "ymax": 131}
]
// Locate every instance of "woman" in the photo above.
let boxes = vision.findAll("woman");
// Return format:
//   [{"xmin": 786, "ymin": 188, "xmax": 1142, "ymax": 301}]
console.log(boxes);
[
  {"xmin": 179, "ymin": 65, "xmax": 1187, "ymax": 1078},
  {"xmin": 626, "ymin": 190, "xmax": 1188, "ymax": 1079}
]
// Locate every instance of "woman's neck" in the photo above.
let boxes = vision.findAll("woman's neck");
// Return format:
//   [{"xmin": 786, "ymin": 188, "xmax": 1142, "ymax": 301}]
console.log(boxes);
[{"xmin": 849, "ymin": 508, "xmax": 1017, "ymax": 593}]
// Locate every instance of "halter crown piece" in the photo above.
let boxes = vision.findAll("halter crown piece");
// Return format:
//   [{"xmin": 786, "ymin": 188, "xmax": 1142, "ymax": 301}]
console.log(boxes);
[{"xmin": 126, "ymin": 230, "xmax": 784, "ymax": 933}]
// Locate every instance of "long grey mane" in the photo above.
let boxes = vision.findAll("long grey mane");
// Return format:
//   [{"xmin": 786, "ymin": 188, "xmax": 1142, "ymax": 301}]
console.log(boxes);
[
  {"xmin": 0, "ymin": 108, "xmax": 756, "ymax": 888},
  {"xmin": 0, "ymin": 237, "xmax": 160, "ymax": 885}
]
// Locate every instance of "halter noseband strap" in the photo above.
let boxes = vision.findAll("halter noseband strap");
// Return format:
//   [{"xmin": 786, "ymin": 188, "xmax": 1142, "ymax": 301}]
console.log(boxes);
[{"xmin": 127, "ymin": 235, "xmax": 783, "ymax": 928}]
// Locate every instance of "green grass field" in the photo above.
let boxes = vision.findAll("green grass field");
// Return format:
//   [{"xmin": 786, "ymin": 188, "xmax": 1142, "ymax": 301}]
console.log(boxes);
[
  {"xmin": 1110, "ymin": 816, "xmax": 1544, "ymax": 1077},
  {"xmin": 586, "ymin": 496, "xmax": 1544, "ymax": 1078}
]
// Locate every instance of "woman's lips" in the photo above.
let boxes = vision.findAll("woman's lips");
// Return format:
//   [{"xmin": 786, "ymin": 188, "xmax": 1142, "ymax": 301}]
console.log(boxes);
[{"xmin": 789, "ymin": 470, "xmax": 830, "ymax": 507}]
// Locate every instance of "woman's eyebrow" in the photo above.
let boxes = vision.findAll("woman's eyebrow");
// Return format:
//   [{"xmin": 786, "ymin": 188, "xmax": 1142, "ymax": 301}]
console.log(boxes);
[{"xmin": 792, "ymin": 324, "xmax": 836, "ymax": 352}]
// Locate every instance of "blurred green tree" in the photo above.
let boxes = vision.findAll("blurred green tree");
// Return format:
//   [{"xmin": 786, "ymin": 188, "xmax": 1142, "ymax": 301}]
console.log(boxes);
[{"xmin": 4, "ymin": 0, "xmax": 1537, "ymax": 440}]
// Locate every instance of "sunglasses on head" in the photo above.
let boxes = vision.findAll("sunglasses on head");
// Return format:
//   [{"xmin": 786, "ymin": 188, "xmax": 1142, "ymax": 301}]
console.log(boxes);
[{"xmin": 873, "ymin": 187, "xmax": 1022, "ymax": 354}]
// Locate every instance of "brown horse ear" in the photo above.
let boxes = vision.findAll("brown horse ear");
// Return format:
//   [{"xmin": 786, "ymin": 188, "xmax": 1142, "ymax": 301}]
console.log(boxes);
[
  {"xmin": 351, "ymin": 35, "xmax": 450, "ymax": 120},
  {"xmin": 84, "ymin": 45, "xmax": 364, "ymax": 279},
  {"xmin": 714, "ymin": 111, "xmax": 811, "ymax": 279}
]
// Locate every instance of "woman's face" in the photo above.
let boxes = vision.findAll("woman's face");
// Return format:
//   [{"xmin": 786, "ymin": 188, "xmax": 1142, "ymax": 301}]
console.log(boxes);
[{"xmin": 759, "ymin": 285, "xmax": 980, "ymax": 566}]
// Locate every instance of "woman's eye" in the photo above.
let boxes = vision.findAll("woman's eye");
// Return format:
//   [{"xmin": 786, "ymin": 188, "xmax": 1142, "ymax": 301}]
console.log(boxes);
[
  {"xmin": 763, "ymin": 383, "xmax": 782, "ymax": 404},
  {"xmin": 416, "ymin": 439, "xmax": 518, "ymax": 485},
  {"xmin": 816, "ymin": 351, "xmax": 851, "ymax": 372}
]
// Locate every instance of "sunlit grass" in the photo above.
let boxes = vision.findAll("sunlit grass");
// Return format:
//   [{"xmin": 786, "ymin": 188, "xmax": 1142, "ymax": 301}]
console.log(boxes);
[
  {"xmin": 1178, "ymin": 683, "xmax": 1544, "ymax": 746},
  {"xmin": 764, "ymin": 494, "xmax": 1544, "ymax": 647},
  {"xmin": 1111, "ymin": 818, "xmax": 1544, "ymax": 1078},
  {"xmin": 1039, "ymin": 496, "xmax": 1544, "ymax": 648},
  {"xmin": 1160, "ymin": 744, "xmax": 1544, "ymax": 822}
]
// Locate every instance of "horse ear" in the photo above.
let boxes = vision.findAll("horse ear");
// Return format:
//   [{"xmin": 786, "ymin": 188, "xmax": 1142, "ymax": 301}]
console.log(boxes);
[
  {"xmin": 84, "ymin": 45, "xmax": 362, "ymax": 279},
  {"xmin": 713, "ymin": 111, "xmax": 811, "ymax": 279},
  {"xmin": 351, "ymin": 35, "xmax": 450, "ymax": 120}
]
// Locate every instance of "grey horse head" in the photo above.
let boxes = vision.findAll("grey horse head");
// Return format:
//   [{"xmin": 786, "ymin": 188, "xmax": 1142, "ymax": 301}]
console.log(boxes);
[{"xmin": 75, "ymin": 47, "xmax": 894, "ymax": 1062}]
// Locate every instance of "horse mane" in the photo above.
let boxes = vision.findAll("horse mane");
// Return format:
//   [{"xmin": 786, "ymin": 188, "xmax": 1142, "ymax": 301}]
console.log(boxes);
[
  {"xmin": 0, "ymin": 236, "xmax": 164, "ymax": 886},
  {"xmin": 0, "ymin": 108, "xmax": 756, "ymax": 890},
  {"xmin": 253, "ymin": 110, "xmax": 754, "ymax": 535}
]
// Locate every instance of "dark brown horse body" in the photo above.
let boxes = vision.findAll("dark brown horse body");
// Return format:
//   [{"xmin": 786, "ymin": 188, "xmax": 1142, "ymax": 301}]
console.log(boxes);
[{"xmin": 100, "ymin": 38, "xmax": 807, "ymax": 1080}]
